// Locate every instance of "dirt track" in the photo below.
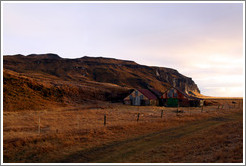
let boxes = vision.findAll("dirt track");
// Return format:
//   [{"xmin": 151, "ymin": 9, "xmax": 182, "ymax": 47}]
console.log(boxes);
[{"xmin": 58, "ymin": 111, "xmax": 242, "ymax": 163}]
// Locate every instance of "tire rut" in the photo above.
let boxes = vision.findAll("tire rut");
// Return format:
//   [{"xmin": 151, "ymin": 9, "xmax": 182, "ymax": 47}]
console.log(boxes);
[{"xmin": 57, "ymin": 114, "xmax": 236, "ymax": 163}]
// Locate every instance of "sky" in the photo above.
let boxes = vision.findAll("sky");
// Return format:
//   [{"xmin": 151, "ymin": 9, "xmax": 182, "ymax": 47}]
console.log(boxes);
[{"xmin": 2, "ymin": 2, "xmax": 244, "ymax": 97}]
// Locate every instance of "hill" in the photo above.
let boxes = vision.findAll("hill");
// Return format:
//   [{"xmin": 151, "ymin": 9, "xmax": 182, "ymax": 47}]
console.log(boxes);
[{"xmin": 3, "ymin": 54, "xmax": 201, "ymax": 111}]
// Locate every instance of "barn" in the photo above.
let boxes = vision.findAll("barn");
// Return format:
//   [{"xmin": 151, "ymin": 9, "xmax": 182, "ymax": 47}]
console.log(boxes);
[
  {"xmin": 123, "ymin": 89, "xmax": 158, "ymax": 106},
  {"xmin": 161, "ymin": 87, "xmax": 203, "ymax": 107}
]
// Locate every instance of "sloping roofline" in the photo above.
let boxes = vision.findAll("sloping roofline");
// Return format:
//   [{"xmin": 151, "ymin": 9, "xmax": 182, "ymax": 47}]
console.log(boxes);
[
  {"xmin": 138, "ymin": 89, "xmax": 157, "ymax": 100},
  {"xmin": 163, "ymin": 86, "xmax": 203, "ymax": 100}
]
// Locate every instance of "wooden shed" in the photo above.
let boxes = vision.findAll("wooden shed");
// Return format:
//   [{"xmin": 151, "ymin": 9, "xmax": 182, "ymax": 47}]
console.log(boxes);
[
  {"xmin": 123, "ymin": 89, "xmax": 158, "ymax": 106},
  {"xmin": 161, "ymin": 87, "xmax": 202, "ymax": 107}
]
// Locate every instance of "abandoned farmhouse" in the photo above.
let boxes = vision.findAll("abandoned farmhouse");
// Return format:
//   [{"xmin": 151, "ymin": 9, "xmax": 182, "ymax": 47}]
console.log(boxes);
[{"xmin": 123, "ymin": 87, "xmax": 203, "ymax": 107}]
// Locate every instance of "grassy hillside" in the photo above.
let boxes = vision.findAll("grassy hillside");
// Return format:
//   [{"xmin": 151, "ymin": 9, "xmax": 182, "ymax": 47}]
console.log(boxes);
[
  {"xmin": 3, "ymin": 69, "xmax": 131, "ymax": 111},
  {"xmin": 3, "ymin": 54, "xmax": 203, "ymax": 111}
]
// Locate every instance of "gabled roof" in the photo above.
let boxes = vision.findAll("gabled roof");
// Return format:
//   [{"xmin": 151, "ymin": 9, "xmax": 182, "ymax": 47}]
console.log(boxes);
[
  {"xmin": 163, "ymin": 87, "xmax": 203, "ymax": 100},
  {"xmin": 138, "ymin": 89, "xmax": 157, "ymax": 100}
]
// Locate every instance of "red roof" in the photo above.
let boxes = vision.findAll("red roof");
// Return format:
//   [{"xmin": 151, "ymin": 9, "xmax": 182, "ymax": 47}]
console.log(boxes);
[
  {"xmin": 138, "ymin": 89, "xmax": 157, "ymax": 100},
  {"xmin": 163, "ymin": 87, "xmax": 202, "ymax": 100}
]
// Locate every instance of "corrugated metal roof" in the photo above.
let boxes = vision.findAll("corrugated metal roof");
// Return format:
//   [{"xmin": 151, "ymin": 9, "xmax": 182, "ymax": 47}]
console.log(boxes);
[{"xmin": 138, "ymin": 89, "xmax": 157, "ymax": 100}]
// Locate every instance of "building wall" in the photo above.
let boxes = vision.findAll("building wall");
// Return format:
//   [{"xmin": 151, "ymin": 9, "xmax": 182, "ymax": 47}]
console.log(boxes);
[
  {"xmin": 150, "ymin": 100, "xmax": 158, "ymax": 106},
  {"xmin": 162, "ymin": 88, "xmax": 187, "ymax": 100},
  {"xmin": 123, "ymin": 90, "xmax": 158, "ymax": 106},
  {"xmin": 141, "ymin": 99, "xmax": 150, "ymax": 106},
  {"xmin": 162, "ymin": 88, "xmax": 201, "ymax": 107},
  {"xmin": 179, "ymin": 99, "xmax": 190, "ymax": 107},
  {"xmin": 124, "ymin": 90, "xmax": 149, "ymax": 101}
]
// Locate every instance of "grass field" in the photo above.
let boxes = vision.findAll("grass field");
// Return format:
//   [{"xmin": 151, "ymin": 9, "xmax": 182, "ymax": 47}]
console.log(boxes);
[{"xmin": 3, "ymin": 99, "xmax": 243, "ymax": 163}]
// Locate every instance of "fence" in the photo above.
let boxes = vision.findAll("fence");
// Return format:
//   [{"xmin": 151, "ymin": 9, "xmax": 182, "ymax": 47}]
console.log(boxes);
[{"xmin": 3, "ymin": 101, "xmax": 243, "ymax": 137}]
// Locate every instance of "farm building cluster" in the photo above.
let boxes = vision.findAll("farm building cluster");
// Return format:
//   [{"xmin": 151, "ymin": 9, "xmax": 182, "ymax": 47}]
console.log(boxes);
[{"xmin": 123, "ymin": 87, "xmax": 203, "ymax": 107}]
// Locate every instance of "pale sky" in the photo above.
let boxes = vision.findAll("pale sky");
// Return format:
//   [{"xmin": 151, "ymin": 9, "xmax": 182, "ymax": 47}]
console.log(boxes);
[{"xmin": 2, "ymin": 2, "xmax": 244, "ymax": 97}]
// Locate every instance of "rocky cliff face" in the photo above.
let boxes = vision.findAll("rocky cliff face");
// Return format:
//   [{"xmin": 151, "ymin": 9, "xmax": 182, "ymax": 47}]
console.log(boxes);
[
  {"xmin": 156, "ymin": 68, "xmax": 199, "ymax": 94},
  {"xmin": 4, "ymin": 54, "xmax": 200, "ymax": 94}
]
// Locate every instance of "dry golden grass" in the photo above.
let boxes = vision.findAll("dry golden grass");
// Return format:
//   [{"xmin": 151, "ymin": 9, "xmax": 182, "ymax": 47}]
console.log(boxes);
[
  {"xmin": 3, "ymin": 99, "xmax": 243, "ymax": 163},
  {"xmin": 129, "ymin": 114, "xmax": 243, "ymax": 163},
  {"xmin": 3, "ymin": 68, "xmax": 131, "ymax": 112}
]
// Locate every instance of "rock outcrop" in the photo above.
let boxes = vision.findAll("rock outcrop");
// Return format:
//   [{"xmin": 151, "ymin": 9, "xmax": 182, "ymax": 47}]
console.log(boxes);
[{"xmin": 3, "ymin": 54, "xmax": 200, "ymax": 94}]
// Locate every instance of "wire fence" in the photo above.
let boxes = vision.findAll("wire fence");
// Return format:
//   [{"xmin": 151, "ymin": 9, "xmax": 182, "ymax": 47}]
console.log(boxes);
[{"xmin": 3, "ymin": 100, "xmax": 243, "ymax": 138}]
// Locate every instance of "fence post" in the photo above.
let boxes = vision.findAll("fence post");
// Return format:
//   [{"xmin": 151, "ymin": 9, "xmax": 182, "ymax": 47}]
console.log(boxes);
[
  {"xmin": 104, "ymin": 114, "xmax": 106, "ymax": 126},
  {"xmin": 201, "ymin": 105, "xmax": 204, "ymax": 112},
  {"xmin": 161, "ymin": 110, "xmax": 163, "ymax": 118},
  {"xmin": 232, "ymin": 102, "xmax": 236, "ymax": 108},
  {"xmin": 137, "ymin": 113, "xmax": 140, "ymax": 122}
]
